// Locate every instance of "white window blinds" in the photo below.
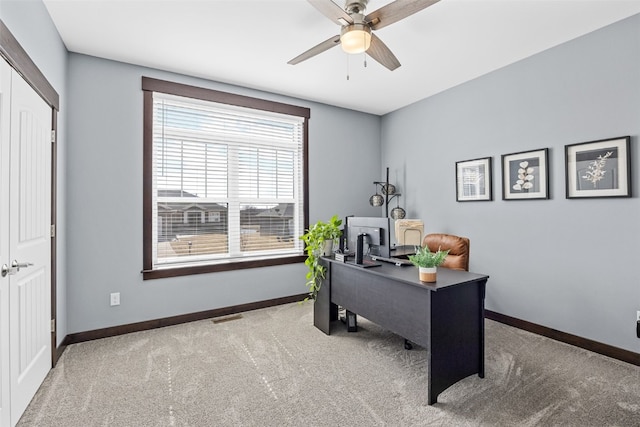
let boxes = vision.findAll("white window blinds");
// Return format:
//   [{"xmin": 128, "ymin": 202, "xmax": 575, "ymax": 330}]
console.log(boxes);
[{"xmin": 151, "ymin": 92, "xmax": 305, "ymax": 268}]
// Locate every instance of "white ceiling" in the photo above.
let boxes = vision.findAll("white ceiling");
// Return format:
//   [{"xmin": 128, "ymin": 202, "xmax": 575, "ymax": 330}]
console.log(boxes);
[{"xmin": 43, "ymin": 0, "xmax": 640, "ymax": 115}]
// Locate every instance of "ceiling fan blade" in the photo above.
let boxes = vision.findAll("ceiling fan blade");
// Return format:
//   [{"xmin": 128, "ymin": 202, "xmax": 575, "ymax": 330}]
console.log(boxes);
[
  {"xmin": 366, "ymin": 0, "xmax": 440, "ymax": 31},
  {"xmin": 308, "ymin": 0, "xmax": 354, "ymax": 25},
  {"xmin": 366, "ymin": 34, "xmax": 401, "ymax": 71},
  {"xmin": 288, "ymin": 35, "xmax": 342, "ymax": 65}
]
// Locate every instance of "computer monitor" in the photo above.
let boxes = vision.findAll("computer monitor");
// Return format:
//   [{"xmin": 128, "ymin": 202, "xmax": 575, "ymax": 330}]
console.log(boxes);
[{"xmin": 345, "ymin": 216, "xmax": 391, "ymax": 259}]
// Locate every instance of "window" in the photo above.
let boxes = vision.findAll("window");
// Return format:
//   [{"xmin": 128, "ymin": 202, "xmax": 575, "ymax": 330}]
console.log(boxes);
[{"xmin": 142, "ymin": 77, "xmax": 309, "ymax": 279}]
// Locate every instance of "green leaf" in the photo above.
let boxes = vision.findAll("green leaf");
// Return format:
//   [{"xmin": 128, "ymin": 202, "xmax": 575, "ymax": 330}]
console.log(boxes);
[
  {"xmin": 408, "ymin": 245, "xmax": 449, "ymax": 268},
  {"xmin": 299, "ymin": 215, "xmax": 343, "ymax": 301}
]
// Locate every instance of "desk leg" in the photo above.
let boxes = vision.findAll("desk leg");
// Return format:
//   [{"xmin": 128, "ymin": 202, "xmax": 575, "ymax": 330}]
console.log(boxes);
[
  {"xmin": 429, "ymin": 279, "xmax": 486, "ymax": 404},
  {"xmin": 478, "ymin": 279, "xmax": 487, "ymax": 378},
  {"xmin": 313, "ymin": 260, "xmax": 335, "ymax": 335},
  {"xmin": 428, "ymin": 390, "xmax": 437, "ymax": 405}
]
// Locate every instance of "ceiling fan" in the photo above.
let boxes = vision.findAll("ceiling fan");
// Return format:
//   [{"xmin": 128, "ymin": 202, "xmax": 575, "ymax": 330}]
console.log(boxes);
[{"xmin": 288, "ymin": 0, "xmax": 440, "ymax": 71}]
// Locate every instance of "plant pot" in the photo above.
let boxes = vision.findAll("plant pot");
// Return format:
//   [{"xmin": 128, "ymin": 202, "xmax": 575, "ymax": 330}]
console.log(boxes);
[
  {"xmin": 419, "ymin": 266, "xmax": 437, "ymax": 282},
  {"xmin": 322, "ymin": 239, "xmax": 334, "ymax": 256}
]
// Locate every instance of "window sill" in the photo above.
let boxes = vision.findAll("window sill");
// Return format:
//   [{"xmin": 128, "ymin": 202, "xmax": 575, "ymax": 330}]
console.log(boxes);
[{"xmin": 142, "ymin": 255, "xmax": 306, "ymax": 280}]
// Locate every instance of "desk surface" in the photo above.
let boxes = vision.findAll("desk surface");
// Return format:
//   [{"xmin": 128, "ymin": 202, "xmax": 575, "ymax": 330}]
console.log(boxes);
[{"xmin": 332, "ymin": 256, "xmax": 489, "ymax": 291}]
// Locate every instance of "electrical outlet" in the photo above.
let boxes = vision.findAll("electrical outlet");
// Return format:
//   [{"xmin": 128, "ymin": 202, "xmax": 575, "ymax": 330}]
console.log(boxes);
[{"xmin": 110, "ymin": 292, "xmax": 120, "ymax": 306}]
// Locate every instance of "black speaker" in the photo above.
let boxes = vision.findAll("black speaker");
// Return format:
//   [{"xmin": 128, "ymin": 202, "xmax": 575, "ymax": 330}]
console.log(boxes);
[
  {"xmin": 346, "ymin": 310, "xmax": 358, "ymax": 332},
  {"xmin": 355, "ymin": 233, "xmax": 365, "ymax": 264}
]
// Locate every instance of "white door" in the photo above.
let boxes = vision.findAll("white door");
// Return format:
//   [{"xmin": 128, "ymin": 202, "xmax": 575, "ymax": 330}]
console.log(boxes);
[
  {"xmin": 0, "ymin": 59, "xmax": 52, "ymax": 427},
  {"xmin": 0, "ymin": 55, "xmax": 13, "ymax": 427}
]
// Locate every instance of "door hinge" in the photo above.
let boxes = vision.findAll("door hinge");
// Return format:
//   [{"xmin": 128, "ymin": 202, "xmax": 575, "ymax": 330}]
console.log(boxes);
[
  {"xmin": 51, "ymin": 130, "xmax": 56, "ymax": 143},
  {"xmin": 50, "ymin": 224, "xmax": 55, "ymax": 238},
  {"xmin": 50, "ymin": 319, "xmax": 55, "ymax": 333}
]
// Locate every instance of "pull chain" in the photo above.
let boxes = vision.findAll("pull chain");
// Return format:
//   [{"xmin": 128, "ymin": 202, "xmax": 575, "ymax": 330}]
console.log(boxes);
[
  {"xmin": 363, "ymin": 31, "xmax": 367, "ymax": 68},
  {"xmin": 346, "ymin": 54, "xmax": 350, "ymax": 80},
  {"xmin": 346, "ymin": 52, "xmax": 368, "ymax": 80}
]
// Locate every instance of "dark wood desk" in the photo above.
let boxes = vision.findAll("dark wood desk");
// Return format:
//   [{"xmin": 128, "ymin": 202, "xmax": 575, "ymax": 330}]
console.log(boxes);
[{"xmin": 314, "ymin": 257, "xmax": 489, "ymax": 404}]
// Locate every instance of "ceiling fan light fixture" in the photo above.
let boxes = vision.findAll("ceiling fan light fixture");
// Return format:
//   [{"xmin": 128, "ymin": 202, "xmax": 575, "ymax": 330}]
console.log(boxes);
[{"xmin": 340, "ymin": 24, "xmax": 371, "ymax": 54}]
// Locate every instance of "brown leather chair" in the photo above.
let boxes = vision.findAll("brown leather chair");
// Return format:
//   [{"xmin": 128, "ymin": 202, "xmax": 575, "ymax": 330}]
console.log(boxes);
[
  {"xmin": 422, "ymin": 233, "xmax": 470, "ymax": 271},
  {"xmin": 403, "ymin": 233, "xmax": 470, "ymax": 350}
]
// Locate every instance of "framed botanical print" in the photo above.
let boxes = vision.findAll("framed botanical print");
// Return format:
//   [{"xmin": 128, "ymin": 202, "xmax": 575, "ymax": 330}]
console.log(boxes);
[
  {"xmin": 456, "ymin": 157, "xmax": 492, "ymax": 202},
  {"xmin": 565, "ymin": 136, "xmax": 631, "ymax": 199},
  {"xmin": 501, "ymin": 148, "xmax": 549, "ymax": 200}
]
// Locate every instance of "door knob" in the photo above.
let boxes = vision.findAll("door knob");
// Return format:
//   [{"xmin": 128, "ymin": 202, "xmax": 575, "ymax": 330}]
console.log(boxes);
[
  {"xmin": 1, "ymin": 261, "xmax": 34, "ymax": 277},
  {"xmin": 1, "ymin": 264, "xmax": 13, "ymax": 277},
  {"xmin": 9, "ymin": 259, "xmax": 33, "ymax": 274},
  {"xmin": 11, "ymin": 260, "xmax": 33, "ymax": 271}
]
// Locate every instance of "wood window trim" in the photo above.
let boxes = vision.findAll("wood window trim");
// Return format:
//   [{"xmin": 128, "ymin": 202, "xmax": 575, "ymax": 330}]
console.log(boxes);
[
  {"xmin": 141, "ymin": 77, "xmax": 310, "ymax": 119},
  {"xmin": 141, "ymin": 77, "xmax": 310, "ymax": 280}
]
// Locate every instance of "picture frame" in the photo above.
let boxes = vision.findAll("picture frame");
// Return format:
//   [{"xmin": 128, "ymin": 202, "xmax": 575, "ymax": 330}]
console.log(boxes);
[
  {"xmin": 501, "ymin": 148, "xmax": 549, "ymax": 200},
  {"xmin": 455, "ymin": 157, "xmax": 492, "ymax": 202},
  {"xmin": 565, "ymin": 136, "xmax": 631, "ymax": 199}
]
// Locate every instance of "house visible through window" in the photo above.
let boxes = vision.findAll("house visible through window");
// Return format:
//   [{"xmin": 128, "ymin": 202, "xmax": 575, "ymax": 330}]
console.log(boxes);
[{"xmin": 142, "ymin": 77, "xmax": 309, "ymax": 279}]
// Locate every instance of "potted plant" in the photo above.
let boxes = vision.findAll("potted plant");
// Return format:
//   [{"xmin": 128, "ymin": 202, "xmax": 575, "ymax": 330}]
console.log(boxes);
[
  {"xmin": 408, "ymin": 245, "xmax": 449, "ymax": 283},
  {"xmin": 299, "ymin": 215, "xmax": 342, "ymax": 301}
]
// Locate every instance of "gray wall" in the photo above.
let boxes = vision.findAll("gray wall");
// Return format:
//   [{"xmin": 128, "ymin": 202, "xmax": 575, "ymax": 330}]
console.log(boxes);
[
  {"xmin": 65, "ymin": 53, "xmax": 382, "ymax": 333},
  {"xmin": 381, "ymin": 14, "xmax": 640, "ymax": 353},
  {"xmin": 0, "ymin": 0, "xmax": 69, "ymax": 345}
]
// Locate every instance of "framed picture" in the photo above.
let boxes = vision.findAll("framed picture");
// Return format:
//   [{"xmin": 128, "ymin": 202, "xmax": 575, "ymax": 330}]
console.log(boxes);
[
  {"xmin": 456, "ymin": 157, "xmax": 492, "ymax": 202},
  {"xmin": 565, "ymin": 136, "xmax": 631, "ymax": 199},
  {"xmin": 501, "ymin": 148, "xmax": 549, "ymax": 200}
]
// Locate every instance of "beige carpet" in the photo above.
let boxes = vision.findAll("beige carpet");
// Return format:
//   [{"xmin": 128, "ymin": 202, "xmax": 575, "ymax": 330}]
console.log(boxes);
[{"xmin": 18, "ymin": 303, "xmax": 640, "ymax": 426}]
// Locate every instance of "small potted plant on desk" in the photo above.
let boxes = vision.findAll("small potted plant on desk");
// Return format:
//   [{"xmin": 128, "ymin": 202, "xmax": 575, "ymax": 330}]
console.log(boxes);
[
  {"xmin": 299, "ymin": 215, "xmax": 342, "ymax": 301},
  {"xmin": 408, "ymin": 245, "xmax": 449, "ymax": 283}
]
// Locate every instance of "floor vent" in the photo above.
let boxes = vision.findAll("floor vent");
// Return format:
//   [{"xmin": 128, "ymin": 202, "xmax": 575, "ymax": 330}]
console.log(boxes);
[{"xmin": 212, "ymin": 314, "xmax": 243, "ymax": 324}]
